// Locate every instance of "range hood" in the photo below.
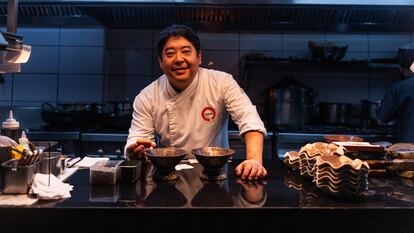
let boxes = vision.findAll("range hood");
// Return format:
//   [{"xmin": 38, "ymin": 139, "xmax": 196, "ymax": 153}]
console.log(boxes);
[
  {"xmin": 0, "ymin": 0, "xmax": 31, "ymax": 73},
  {"xmin": 0, "ymin": 0, "xmax": 414, "ymax": 32}
]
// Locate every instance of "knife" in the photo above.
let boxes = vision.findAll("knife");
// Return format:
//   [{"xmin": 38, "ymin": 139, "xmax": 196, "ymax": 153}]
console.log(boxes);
[{"xmin": 67, "ymin": 157, "xmax": 81, "ymax": 168}]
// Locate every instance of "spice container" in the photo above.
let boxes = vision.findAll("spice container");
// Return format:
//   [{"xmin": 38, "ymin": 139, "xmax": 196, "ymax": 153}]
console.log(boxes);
[{"xmin": 90, "ymin": 160, "xmax": 122, "ymax": 184}]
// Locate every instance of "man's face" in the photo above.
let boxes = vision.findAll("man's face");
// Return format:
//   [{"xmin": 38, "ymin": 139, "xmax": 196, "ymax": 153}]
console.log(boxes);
[{"xmin": 158, "ymin": 36, "xmax": 201, "ymax": 91}]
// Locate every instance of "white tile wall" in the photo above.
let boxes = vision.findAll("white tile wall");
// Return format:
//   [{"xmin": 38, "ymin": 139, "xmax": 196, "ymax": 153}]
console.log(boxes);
[
  {"xmin": 12, "ymin": 74, "xmax": 58, "ymax": 103},
  {"xmin": 151, "ymin": 50, "xmax": 163, "ymax": 78},
  {"xmin": 368, "ymin": 33, "xmax": 411, "ymax": 52},
  {"xmin": 105, "ymin": 49, "xmax": 152, "ymax": 75},
  {"xmin": 0, "ymin": 74, "xmax": 13, "ymax": 101},
  {"xmin": 240, "ymin": 33, "xmax": 282, "ymax": 51},
  {"xmin": 105, "ymin": 75, "xmax": 152, "ymax": 101},
  {"xmin": 18, "ymin": 27, "xmax": 60, "ymax": 46},
  {"xmin": 326, "ymin": 78, "xmax": 370, "ymax": 103},
  {"xmin": 106, "ymin": 29, "xmax": 153, "ymax": 49},
  {"xmin": 59, "ymin": 47, "xmax": 104, "ymax": 74},
  {"xmin": 58, "ymin": 75, "xmax": 103, "ymax": 102},
  {"xmin": 201, "ymin": 51, "xmax": 240, "ymax": 78},
  {"xmin": 198, "ymin": 32, "xmax": 239, "ymax": 50},
  {"xmin": 20, "ymin": 46, "xmax": 59, "ymax": 73},
  {"xmin": 60, "ymin": 27, "xmax": 105, "ymax": 46}
]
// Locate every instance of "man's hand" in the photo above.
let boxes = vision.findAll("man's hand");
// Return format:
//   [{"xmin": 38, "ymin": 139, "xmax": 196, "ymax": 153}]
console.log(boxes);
[
  {"xmin": 125, "ymin": 139, "xmax": 156, "ymax": 160},
  {"xmin": 235, "ymin": 159, "xmax": 267, "ymax": 180},
  {"xmin": 236, "ymin": 178, "xmax": 267, "ymax": 203}
]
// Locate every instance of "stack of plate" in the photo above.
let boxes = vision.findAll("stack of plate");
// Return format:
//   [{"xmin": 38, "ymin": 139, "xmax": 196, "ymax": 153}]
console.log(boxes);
[
  {"xmin": 283, "ymin": 151, "xmax": 300, "ymax": 170},
  {"xmin": 314, "ymin": 155, "xmax": 369, "ymax": 195},
  {"xmin": 298, "ymin": 142, "xmax": 345, "ymax": 177}
]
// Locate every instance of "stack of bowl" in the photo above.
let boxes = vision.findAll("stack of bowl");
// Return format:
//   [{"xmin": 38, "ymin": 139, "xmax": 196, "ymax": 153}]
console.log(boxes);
[
  {"xmin": 314, "ymin": 155, "xmax": 369, "ymax": 196},
  {"xmin": 283, "ymin": 151, "xmax": 300, "ymax": 171},
  {"xmin": 298, "ymin": 142, "xmax": 345, "ymax": 177}
]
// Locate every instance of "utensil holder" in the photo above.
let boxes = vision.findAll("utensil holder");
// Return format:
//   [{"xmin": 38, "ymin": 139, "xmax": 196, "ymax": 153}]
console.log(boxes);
[
  {"xmin": 39, "ymin": 151, "xmax": 62, "ymax": 176},
  {"xmin": 1, "ymin": 159, "xmax": 39, "ymax": 194}
]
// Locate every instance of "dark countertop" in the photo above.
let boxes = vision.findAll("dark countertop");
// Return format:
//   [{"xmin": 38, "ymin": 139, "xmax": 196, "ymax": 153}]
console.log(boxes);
[{"xmin": 1, "ymin": 159, "xmax": 414, "ymax": 233}]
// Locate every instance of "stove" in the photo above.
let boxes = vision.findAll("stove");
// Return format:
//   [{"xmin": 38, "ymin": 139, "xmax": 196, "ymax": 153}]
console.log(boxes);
[{"xmin": 26, "ymin": 125, "xmax": 127, "ymax": 158}]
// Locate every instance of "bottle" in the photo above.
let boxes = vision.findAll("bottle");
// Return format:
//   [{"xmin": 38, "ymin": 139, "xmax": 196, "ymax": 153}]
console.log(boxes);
[
  {"xmin": 1, "ymin": 110, "xmax": 21, "ymax": 143},
  {"xmin": 18, "ymin": 130, "xmax": 30, "ymax": 151}
]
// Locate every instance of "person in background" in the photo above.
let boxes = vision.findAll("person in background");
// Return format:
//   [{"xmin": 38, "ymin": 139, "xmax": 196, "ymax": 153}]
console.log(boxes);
[
  {"xmin": 125, "ymin": 24, "xmax": 267, "ymax": 180},
  {"xmin": 376, "ymin": 53, "xmax": 414, "ymax": 142}
]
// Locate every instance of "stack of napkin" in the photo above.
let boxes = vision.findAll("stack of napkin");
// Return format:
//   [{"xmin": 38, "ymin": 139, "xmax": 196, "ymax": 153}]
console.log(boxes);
[{"xmin": 30, "ymin": 173, "xmax": 73, "ymax": 200}]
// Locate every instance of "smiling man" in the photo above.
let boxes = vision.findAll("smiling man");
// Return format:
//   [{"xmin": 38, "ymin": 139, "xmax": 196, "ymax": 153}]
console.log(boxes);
[{"xmin": 125, "ymin": 24, "xmax": 267, "ymax": 180}]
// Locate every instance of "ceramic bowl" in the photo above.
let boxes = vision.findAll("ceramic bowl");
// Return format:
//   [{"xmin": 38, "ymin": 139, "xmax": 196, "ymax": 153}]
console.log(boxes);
[
  {"xmin": 191, "ymin": 147, "xmax": 234, "ymax": 170},
  {"xmin": 146, "ymin": 148, "xmax": 187, "ymax": 171}
]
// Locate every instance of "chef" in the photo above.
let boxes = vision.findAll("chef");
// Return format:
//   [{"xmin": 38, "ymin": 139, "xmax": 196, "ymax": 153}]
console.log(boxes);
[
  {"xmin": 125, "ymin": 24, "xmax": 267, "ymax": 180},
  {"xmin": 377, "ymin": 53, "xmax": 414, "ymax": 142}
]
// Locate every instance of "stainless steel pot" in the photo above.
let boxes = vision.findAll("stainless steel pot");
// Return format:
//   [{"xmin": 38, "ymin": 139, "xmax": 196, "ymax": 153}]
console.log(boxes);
[
  {"xmin": 263, "ymin": 75, "xmax": 316, "ymax": 126},
  {"xmin": 360, "ymin": 99, "xmax": 396, "ymax": 127},
  {"xmin": 266, "ymin": 103, "xmax": 315, "ymax": 125},
  {"xmin": 319, "ymin": 102, "xmax": 351, "ymax": 125}
]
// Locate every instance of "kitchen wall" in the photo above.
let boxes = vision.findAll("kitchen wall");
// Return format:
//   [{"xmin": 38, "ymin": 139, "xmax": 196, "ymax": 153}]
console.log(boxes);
[
  {"xmin": 0, "ymin": 25, "xmax": 413, "ymax": 128},
  {"xmin": 0, "ymin": 26, "xmax": 105, "ymax": 127}
]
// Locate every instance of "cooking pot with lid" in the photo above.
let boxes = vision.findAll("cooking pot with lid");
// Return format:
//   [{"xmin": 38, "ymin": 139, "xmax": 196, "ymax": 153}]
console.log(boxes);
[{"xmin": 263, "ymin": 75, "xmax": 316, "ymax": 126}]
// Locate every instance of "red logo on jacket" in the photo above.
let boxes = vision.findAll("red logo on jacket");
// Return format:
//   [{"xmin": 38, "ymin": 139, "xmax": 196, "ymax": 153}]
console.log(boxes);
[{"xmin": 201, "ymin": 107, "xmax": 216, "ymax": 122}]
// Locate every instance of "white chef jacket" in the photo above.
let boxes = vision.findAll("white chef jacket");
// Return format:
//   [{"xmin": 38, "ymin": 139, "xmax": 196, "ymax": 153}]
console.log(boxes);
[{"xmin": 125, "ymin": 67, "xmax": 266, "ymax": 158}]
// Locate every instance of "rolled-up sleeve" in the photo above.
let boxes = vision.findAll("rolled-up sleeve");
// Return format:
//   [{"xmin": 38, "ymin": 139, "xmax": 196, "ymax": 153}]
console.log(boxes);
[
  {"xmin": 124, "ymin": 90, "xmax": 155, "ymax": 155},
  {"xmin": 222, "ymin": 74, "xmax": 267, "ymax": 137}
]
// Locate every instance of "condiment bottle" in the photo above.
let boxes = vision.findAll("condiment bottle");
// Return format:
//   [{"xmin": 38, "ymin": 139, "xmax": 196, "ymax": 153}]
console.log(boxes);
[
  {"xmin": 1, "ymin": 110, "xmax": 21, "ymax": 142},
  {"xmin": 18, "ymin": 130, "xmax": 30, "ymax": 151}
]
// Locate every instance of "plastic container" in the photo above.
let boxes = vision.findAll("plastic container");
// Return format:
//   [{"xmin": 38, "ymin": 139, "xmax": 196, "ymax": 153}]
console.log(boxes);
[
  {"xmin": 89, "ymin": 184, "xmax": 119, "ymax": 203},
  {"xmin": 1, "ymin": 159, "xmax": 40, "ymax": 194},
  {"xmin": 90, "ymin": 160, "xmax": 122, "ymax": 184},
  {"xmin": 1, "ymin": 110, "xmax": 21, "ymax": 143}
]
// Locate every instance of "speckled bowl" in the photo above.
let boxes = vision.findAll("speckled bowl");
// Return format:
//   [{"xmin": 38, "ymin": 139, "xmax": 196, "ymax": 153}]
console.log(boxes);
[
  {"xmin": 146, "ymin": 148, "xmax": 187, "ymax": 171},
  {"xmin": 191, "ymin": 147, "xmax": 234, "ymax": 170}
]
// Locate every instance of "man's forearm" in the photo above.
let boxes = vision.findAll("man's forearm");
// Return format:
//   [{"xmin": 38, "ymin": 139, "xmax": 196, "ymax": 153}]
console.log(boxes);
[{"xmin": 243, "ymin": 131, "xmax": 264, "ymax": 163}]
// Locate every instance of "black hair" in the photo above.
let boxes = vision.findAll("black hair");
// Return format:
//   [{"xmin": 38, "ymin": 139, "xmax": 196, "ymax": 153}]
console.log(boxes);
[
  {"xmin": 157, "ymin": 24, "xmax": 201, "ymax": 59},
  {"xmin": 397, "ymin": 49, "xmax": 414, "ymax": 69}
]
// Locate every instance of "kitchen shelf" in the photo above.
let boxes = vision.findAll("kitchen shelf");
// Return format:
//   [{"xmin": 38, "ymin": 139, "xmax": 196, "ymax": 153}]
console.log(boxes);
[
  {"xmin": 240, "ymin": 58, "xmax": 400, "ymax": 89},
  {"xmin": 242, "ymin": 59, "xmax": 399, "ymax": 73}
]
